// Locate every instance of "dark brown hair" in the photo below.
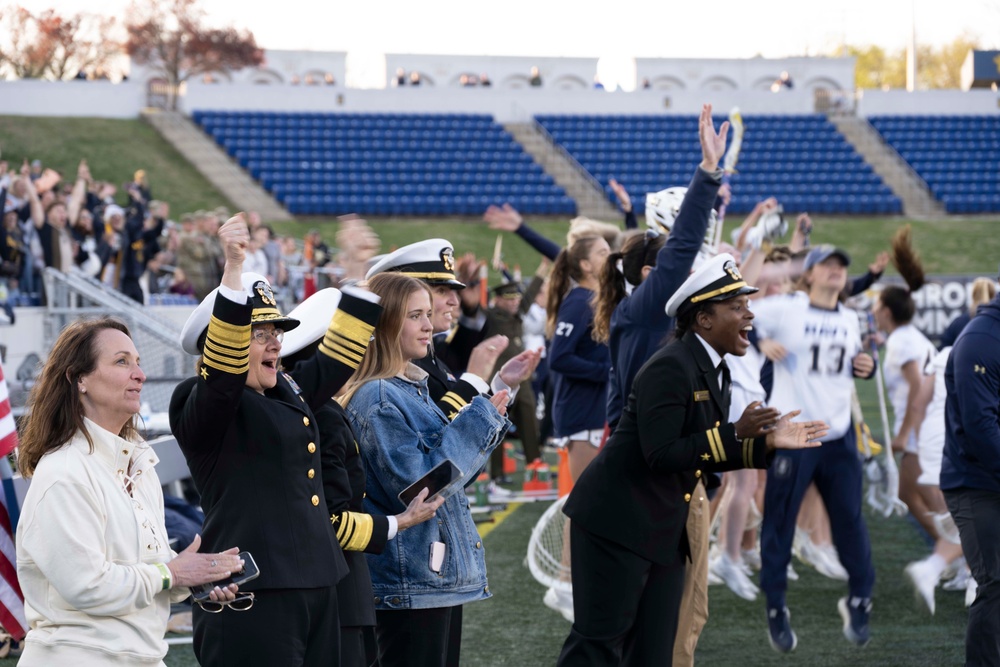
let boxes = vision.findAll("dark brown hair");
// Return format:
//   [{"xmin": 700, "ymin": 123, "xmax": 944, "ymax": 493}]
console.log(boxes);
[
  {"xmin": 545, "ymin": 236, "xmax": 602, "ymax": 339},
  {"xmin": 591, "ymin": 230, "xmax": 666, "ymax": 344},
  {"xmin": 18, "ymin": 318, "xmax": 140, "ymax": 477}
]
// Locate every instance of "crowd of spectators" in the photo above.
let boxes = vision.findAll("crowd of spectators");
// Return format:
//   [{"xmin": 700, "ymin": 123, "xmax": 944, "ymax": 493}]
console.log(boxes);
[{"xmin": 0, "ymin": 157, "xmax": 377, "ymax": 316}]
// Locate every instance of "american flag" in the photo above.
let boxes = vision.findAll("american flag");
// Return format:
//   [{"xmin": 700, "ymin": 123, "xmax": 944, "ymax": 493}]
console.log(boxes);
[{"xmin": 0, "ymin": 361, "xmax": 26, "ymax": 641}]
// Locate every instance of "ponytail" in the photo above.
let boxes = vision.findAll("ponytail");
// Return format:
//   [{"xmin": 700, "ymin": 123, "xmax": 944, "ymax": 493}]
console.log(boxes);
[
  {"xmin": 591, "ymin": 250, "xmax": 626, "ymax": 344},
  {"xmin": 545, "ymin": 236, "xmax": 601, "ymax": 338}
]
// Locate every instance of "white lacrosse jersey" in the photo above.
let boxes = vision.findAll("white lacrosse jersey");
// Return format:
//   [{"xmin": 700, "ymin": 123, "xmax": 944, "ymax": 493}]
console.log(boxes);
[
  {"xmin": 751, "ymin": 292, "xmax": 863, "ymax": 441},
  {"xmin": 884, "ymin": 324, "xmax": 937, "ymax": 438},
  {"xmin": 917, "ymin": 346, "xmax": 950, "ymax": 485},
  {"xmin": 726, "ymin": 344, "xmax": 767, "ymax": 423}
]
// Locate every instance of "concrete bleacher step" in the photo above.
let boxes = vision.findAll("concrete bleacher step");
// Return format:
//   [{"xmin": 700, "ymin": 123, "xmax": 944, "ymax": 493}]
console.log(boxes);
[
  {"xmin": 504, "ymin": 121, "xmax": 621, "ymax": 220},
  {"xmin": 141, "ymin": 109, "xmax": 294, "ymax": 221},
  {"xmin": 829, "ymin": 115, "xmax": 946, "ymax": 219}
]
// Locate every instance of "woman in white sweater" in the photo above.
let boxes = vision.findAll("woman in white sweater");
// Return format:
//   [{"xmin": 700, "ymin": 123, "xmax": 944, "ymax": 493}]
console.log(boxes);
[{"xmin": 15, "ymin": 318, "xmax": 242, "ymax": 666}]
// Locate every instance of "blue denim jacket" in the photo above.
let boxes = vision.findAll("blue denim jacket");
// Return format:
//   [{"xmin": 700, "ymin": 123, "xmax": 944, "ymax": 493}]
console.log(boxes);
[{"xmin": 345, "ymin": 365, "xmax": 510, "ymax": 610}]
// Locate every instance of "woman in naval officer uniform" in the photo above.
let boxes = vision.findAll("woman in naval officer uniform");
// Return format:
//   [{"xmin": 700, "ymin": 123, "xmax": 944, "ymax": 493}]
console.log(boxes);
[
  {"xmin": 557, "ymin": 253, "xmax": 827, "ymax": 666},
  {"xmin": 169, "ymin": 215, "xmax": 382, "ymax": 666}
]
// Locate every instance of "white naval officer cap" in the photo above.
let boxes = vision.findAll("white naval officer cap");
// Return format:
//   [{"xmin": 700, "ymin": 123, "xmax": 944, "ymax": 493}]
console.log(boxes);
[
  {"xmin": 665, "ymin": 253, "xmax": 758, "ymax": 317},
  {"xmin": 279, "ymin": 288, "xmax": 343, "ymax": 358},
  {"xmin": 179, "ymin": 272, "xmax": 300, "ymax": 355},
  {"xmin": 365, "ymin": 238, "xmax": 465, "ymax": 289}
]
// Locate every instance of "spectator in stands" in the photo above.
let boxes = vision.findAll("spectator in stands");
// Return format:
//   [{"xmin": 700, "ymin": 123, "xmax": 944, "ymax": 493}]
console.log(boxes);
[
  {"xmin": 529, "ymin": 66, "xmax": 543, "ymax": 87},
  {"xmin": 253, "ymin": 224, "xmax": 282, "ymax": 284},
  {"xmin": 243, "ymin": 228, "xmax": 269, "ymax": 277},
  {"xmin": 593, "ymin": 75, "xmax": 604, "ymax": 90},
  {"xmin": 141, "ymin": 251, "xmax": 168, "ymax": 299},
  {"xmin": 393, "ymin": 67, "xmax": 407, "ymax": 87},
  {"xmin": 341, "ymin": 271, "xmax": 510, "ymax": 667},
  {"xmin": 29, "ymin": 159, "xmax": 43, "ymax": 182},
  {"xmin": 324, "ymin": 73, "xmax": 336, "ymax": 86},
  {"xmin": 176, "ymin": 210, "xmax": 221, "ymax": 300},
  {"xmin": 409, "ymin": 71, "xmax": 422, "ymax": 86},
  {"xmin": 16, "ymin": 317, "xmax": 241, "ymax": 665},
  {"xmin": 772, "ymin": 71, "xmax": 794, "ymax": 92},
  {"xmin": 335, "ymin": 216, "xmax": 380, "ymax": 286},
  {"xmin": 1, "ymin": 205, "xmax": 25, "ymax": 291},
  {"xmin": 640, "ymin": 77, "xmax": 652, "ymax": 89},
  {"xmin": 171, "ymin": 215, "xmax": 382, "ymax": 667},
  {"xmin": 168, "ymin": 266, "xmax": 196, "ymax": 297},
  {"xmin": 479, "ymin": 73, "xmax": 492, "ymax": 87}
]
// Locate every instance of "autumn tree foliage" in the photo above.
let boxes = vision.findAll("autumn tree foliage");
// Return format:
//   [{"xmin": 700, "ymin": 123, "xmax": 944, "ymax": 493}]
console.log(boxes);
[
  {"xmin": 0, "ymin": 5, "xmax": 120, "ymax": 80},
  {"xmin": 124, "ymin": 0, "xmax": 263, "ymax": 109}
]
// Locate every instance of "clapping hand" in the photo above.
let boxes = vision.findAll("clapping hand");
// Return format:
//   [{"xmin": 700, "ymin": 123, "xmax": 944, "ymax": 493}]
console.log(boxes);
[
  {"xmin": 766, "ymin": 410, "xmax": 828, "ymax": 450},
  {"xmin": 734, "ymin": 401, "xmax": 781, "ymax": 439}
]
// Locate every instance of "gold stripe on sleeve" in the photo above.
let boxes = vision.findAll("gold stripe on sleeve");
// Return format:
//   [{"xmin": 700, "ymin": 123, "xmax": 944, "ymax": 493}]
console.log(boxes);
[
  {"xmin": 706, "ymin": 429, "xmax": 721, "ymax": 463},
  {"xmin": 334, "ymin": 512, "xmax": 374, "ymax": 552},
  {"xmin": 440, "ymin": 392, "xmax": 467, "ymax": 414},
  {"xmin": 331, "ymin": 310, "xmax": 376, "ymax": 347},
  {"xmin": 708, "ymin": 428, "xmax": 727, "ymax": 463},
  {"xmin": 207, "ymin": 316, "xmax": 250, "ymax": 348}
]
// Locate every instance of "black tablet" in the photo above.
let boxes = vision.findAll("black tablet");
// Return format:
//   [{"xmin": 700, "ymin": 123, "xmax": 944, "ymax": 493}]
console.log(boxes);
[{"xmin": 398, "ymin": 460, "xmax": 463, "ymax": 506}]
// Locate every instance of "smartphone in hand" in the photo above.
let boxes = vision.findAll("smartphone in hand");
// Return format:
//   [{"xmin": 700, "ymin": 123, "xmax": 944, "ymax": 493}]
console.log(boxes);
[{"xmin": 190, "ymin": 551, "xmax": 260, "ymax": 602}]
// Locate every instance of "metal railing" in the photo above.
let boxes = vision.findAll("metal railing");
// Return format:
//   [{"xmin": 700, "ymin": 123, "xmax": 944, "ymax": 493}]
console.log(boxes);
[
  {"xmin": 527, "ymin": 117, "xmax": 614, "ymax": 214},
  {"xmin": 42, "ymin": 268, "xmax": 195, "ymax": 413}
]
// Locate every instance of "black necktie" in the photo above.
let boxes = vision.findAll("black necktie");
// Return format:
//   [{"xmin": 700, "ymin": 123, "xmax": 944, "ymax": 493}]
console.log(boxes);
[{"xmin": 718, "ymin": 360, "xmax": 731, "ymax": 401}]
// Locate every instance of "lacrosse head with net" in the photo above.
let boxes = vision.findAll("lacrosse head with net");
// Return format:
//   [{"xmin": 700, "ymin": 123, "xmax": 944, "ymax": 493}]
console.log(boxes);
[
  {"xmin": 525, "ymin": 496, "xmax": 572, "ymax": 593},
  {"xmin": 645, "ymin": 187, "xmax": 719, "ymax": 266}
]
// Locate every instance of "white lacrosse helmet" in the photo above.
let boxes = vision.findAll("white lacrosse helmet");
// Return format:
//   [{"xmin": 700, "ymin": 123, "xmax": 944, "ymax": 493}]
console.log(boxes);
[{"xmin": 645, "ymin": 186, "xmax": 720, "ymax": 264}]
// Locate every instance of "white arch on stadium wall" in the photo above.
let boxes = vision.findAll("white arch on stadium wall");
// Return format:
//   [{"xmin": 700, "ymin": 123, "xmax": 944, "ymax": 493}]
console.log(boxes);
[
  {"xmin": 700, "ymin": 76, "xmax": 738, "ymax": 91},
  {"xmin": 650, "ymin": 75, "xmax": 685, "ymax": 90},
  {"xmin": 752, "ymin": 76, "xmax": 777, "ymax": 91},
  {"xmin": 803, "ymin": 76, "xmax": 842, "ymax": 91},
  {"xmin": 411, "ymin": 71, "xmax": 435, "ymax": 86},
  {"xmin": 552, "ymin": 75, "xmax": 588, "ymax": 90},
  {"xmin": 501, "ymin": 74, "xmax": 532, "ymax": 89},
  {"xmin": 249, "ymin": 68, "xmax": 284, "ymax": 84}
]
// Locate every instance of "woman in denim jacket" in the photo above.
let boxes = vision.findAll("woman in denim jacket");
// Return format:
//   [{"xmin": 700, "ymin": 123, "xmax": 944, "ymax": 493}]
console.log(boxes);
[{"xmin": 342, "ymin": 272, "xmax": 511, "ymax": 667}]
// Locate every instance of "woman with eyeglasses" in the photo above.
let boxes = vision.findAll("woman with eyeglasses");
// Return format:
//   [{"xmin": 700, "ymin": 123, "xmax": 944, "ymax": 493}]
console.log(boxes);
[
  {"xmin": 169, "ymin": 214, "xmax": 382, "ymax": 667},
  {"xmin": 15, "ymin": 318, "xmax": 242, "ymax": 666}
]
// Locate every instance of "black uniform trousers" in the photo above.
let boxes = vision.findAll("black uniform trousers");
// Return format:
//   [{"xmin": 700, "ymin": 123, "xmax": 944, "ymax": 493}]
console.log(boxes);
[
  {"xmin": 193, "ymin": 586, "xmax": 339, "ymax": 667},
  {"xmin": 558, "ymin": 522, "xmax": 686, "ymax": 666},
  {"xmin": 374, "ymin": 605, "xmax": 463, "ymax": 667},
  {"xmin": 945, "ymin": 487, "xmax": 1000, "ymax": 666}
]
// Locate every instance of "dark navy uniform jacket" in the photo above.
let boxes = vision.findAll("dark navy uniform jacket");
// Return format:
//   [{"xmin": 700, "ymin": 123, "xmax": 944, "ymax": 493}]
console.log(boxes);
[{"xmin": 942, "ymin": 295, "xmax": 1000, "ymax": 493}]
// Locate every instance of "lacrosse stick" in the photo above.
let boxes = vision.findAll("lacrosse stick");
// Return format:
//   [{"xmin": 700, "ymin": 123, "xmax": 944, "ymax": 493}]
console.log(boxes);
[
  {"xmin": 851, "ymin": 386, "xmax": 894, "ymax": 516},
  {"xmin": 713, "ymin": 107, "xmax": 744, "ymax": 252},
  {"xmin": 525, "ymin": 496, "xmax": 572, "ymax": 595},
  {"xmin": 865, "ymin": 311, "xmax": 907, "ymax": 517}
]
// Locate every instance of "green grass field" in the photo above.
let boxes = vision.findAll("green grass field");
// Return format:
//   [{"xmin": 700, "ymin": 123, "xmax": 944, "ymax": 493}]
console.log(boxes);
[{"xmin": 3, "ymin": 115, "xmax": 979, "ymax": 665}]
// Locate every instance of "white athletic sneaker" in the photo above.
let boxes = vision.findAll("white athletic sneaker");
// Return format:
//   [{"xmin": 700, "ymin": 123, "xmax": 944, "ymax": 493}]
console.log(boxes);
[
  {"xmin": 787, "ymin": 563, "xmax": 799, "ymax": 581},
  {"xmin": 966, "ymin": 577, "xmax": 978, "ymax": 608},
  {"xmin": 812, "ymin": 544, "xmax": 850, "ymax": 582},
  {"xmin": 487, "ymin": 481, "xmax": 513, "ymax": 498},
  {"xmin": 904, "ymin": 558, "xmax": 939, "ymax": 615},
  {"xmin": 713, "ymin": 553, "xmax": 759, "ymax": 601},
  {"xmin": 543, "ymin": 587, "xmax": 575, "ymax": 623}
]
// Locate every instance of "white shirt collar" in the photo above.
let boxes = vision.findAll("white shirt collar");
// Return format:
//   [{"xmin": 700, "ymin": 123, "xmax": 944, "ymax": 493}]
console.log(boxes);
[{"xmin": 694, "ymin": 333, "xmax": 724, "ymax": 369}]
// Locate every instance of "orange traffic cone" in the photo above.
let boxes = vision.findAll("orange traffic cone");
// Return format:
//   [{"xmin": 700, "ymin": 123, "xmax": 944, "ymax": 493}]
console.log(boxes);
[{"xmin": 557, "ymin": 447, "xmax": 572, "ymax": 498}]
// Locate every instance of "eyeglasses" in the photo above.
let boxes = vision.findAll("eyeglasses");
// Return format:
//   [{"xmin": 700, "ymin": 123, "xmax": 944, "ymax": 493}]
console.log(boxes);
[
  {"xmin": 251, "ymin": 328, "xmax": 284, "ymax": 345},
  {"xmin": 196, "ymin": 592, "xmax": 255, "ymax": 613}
]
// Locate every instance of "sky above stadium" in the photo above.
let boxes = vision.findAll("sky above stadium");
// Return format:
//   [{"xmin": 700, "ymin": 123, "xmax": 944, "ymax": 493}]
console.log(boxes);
[{"xmin": 19, "ymin": 0, "xmax": 999, "ymax": 59}]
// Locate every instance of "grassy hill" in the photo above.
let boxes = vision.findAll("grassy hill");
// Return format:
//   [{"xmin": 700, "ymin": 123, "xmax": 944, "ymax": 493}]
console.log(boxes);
[{"xmin": 2, "ymin": 115, "xmax": 998, "ymax": 284}]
